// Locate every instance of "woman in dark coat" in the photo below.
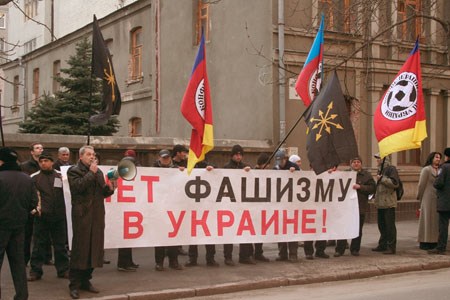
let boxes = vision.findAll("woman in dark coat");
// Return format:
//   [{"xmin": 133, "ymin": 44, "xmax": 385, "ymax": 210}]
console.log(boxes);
[{"xmin": 67, "ymin": 146, "xmax": 115, "ymax": 299}]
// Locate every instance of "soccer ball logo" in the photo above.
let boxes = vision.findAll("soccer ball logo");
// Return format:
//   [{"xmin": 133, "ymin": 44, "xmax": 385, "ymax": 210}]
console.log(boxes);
[
  {"xmin": 386, "ymin": 80, "xmax": 416, "ymax": 111},
  {"xmin": 381, "ymin": 72, "xmax": 418, "ymax": 121}
]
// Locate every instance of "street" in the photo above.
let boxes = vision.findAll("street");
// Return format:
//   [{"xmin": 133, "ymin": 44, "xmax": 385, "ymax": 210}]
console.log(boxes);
[{"xmin": 186, "ymin": 268, "xmax": 450, "ymax": 300}]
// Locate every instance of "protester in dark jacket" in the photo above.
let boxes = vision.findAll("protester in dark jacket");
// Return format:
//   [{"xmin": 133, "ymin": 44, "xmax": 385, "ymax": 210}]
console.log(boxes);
[
  {"xmin": 273, "ymin": 150, "xmax": 301, "ymax": 262},
  {"xmin": 223, "ymin": 145, "xmax": 252, "ymax": 266},
  {"xmin": 28, "ymin": 151, "xmax": 69, "ymax": 281},
  {"xmin": 334, "ymin": 156, "xmax": 376, "ymax": 257},
  {"xmin": 67, "ymin": 146, "xmax": 115, "ymax": 299},
  {"xmin": 0, "ymin": 147, "xmax": 37, "ymax": 300},
  {"xmin": 429, "ymin": 147, "xmax": 450, "ymax": 255},
  {"xmin": 372, "ymin": 154, "xmax": 399, "ymax": 255}
]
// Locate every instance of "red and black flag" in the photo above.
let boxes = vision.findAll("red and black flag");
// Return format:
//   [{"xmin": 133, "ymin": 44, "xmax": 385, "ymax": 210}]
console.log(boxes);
[
  {"xmin": 89, "ymin": 15, "xmax": 121, "ymax": 125},
  {"xmin": 306, "ymin": 71, "xmax": 358, "ymax": 174}
]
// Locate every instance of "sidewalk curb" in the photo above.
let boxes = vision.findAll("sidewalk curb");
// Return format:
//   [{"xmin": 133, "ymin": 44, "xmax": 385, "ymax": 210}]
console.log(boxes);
[{"xmin": 90, "ymin": 262, "xmax": 450, "ymax": 300}]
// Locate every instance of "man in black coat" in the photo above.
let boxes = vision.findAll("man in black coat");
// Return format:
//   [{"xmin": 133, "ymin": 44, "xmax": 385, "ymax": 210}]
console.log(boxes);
[
  {"xmin": 67, "ymin": 146, "xmax": 115, "ymax": 299},
  {"xmin": 0, "ymin": 147, "xmax": 37, "ymax": 300},
  {"xmin": 429, "ymin": 147, "xmax": 450, "ymax": 255},
  {"xmin": 28, "ymin": 151, "xmax": 69, "ymax": 281}
]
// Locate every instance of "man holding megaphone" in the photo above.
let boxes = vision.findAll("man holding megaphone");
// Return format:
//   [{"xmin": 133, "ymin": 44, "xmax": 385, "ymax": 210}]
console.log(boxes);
[{"xmin": 67, "ymin": 146, "xmax": 116, "ymax": 299}]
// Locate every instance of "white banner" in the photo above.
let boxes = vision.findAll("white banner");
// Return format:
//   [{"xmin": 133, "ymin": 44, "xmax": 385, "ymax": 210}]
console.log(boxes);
[{"xmin": 62, "ymin": 167, "xmax": 359, "ymax": 248}]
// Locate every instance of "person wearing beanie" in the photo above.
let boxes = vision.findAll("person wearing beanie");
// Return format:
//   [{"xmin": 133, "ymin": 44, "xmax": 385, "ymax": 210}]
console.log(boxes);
[
  {"xmin": 21, "ymin": 143, "xmax": 51, "ymax": 267},
  {"xmin": 223, "ymin": 145, "xmax": 251, "ymax": 266},
  {"xmin": 152, "ymin": 149, "xmax": 183, "ymax": 271},
  {"xmin": 288, "ymin": 154, "xmax": 302, "ymax": 170},
  {"xmin": 273, "ymin": 150, "xmax": 302, "ymax": 262},
  {"xmin": 429, "ymin": 147, "xmax": 450, "ymax": 255},
  {"xmin": 0, "ymin": 147, "xmax": 36, "ymax": 300},
  {"xmin": 334, "ymin": 156, "xmax": 376, "ymax": 257},
  {"xmin": 28, "ymin": 151, "xmax": 69, "ymax": 281},
  {"xmin": 172, "ymin": 144, "xmax": 189, "ymax": 168}
]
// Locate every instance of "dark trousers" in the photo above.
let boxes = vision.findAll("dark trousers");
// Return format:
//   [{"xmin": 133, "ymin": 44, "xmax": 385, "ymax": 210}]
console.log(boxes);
[
  {"xmin": 377, "ymin": 208, "xmax": 397, "ymax": 250},
  {"xmin": 278, "ymin": 242, "xmax": 298, "ymax": 258},
  {"xmin": 304, "ymin": 240, "xmax": 326, "ymax": 256},
  {"xmin": 223, "ymin": 244, "xmax": 233, "ymax": 259},
  {"xmin": 239, "ymin": 243, "xmax": 253, "ymax": 260},
  {"xmin": 24, "ymin": 215, "xmax": 52, "ymax": 266},
  {"xmin": 436, "ymin": 211, "xmax": 450, "ymax": 251},
  {"xmin": 336, "ymin": 214, "xmax": 365, "ymax": 254},
  {"xmin": 30, "ymin": 217, "xmax": 69, "ymax": 277},
  {"xmin": 0, "ymin": 227, "xmax": 28, "ymax": 300},
  {"xmin": 154, "ymin": 246, "xmax": 178, "ymax": 265},
  {"xmin": 117, "ymin": 248, "xmax": 134, "ymax": 268},
  {"xmin": 69, "ymin": 268, "xmax": 93, "ymax": 290},
  {"xmin": 188, "ymin": 244, "xmax": 216, "ymax": 262}
]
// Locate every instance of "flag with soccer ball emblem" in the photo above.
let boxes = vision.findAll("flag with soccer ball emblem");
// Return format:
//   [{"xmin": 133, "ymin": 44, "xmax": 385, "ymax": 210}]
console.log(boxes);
[
  {"xmin": 374, "ymin": 39, "xmax": 427, "ymax": 158},
  {"xmin": 181, "ymin": 33, "xmax": 214, "ymax": 175}
]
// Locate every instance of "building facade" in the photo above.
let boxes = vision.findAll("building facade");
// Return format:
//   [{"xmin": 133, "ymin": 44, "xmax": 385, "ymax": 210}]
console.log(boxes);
[{"xmin": 1, "ymin": 0, "xmax": 449, "ymax": 170}]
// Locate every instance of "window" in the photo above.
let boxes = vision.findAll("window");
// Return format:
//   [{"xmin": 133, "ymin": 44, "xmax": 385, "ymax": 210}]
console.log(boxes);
[
  {"xmin": 24, "ymin": 0, "xmax": 38, "ymax": 20},
  {"xmin": 0, "ymin": 38, "xmax": 5, "ymax": 53},
  {"xmin": 0, "ymin": 12, "xmax": 6, "ymax": 29},
  {"xmin": 13, "ymin": 76, "xmax": 19, "ymax": 106},
  {"xmin": 397, "ymin": 0, "xmax": 422, "ymax": 41},
  {"xmin": 24, "ymin": 38, "xmax": 36, "ymax": 54},
  {"xmin": 105, "ymin": 38, "xmax": 113, "ymax": 57},
  {"xmin": 318, "ymin": 0, "xmax": 356, "ymax": 34},
  {"xmin": 196, "ymin": 0, "xmax": 210, "ymax": 44},
  {"xmin": 129, "ymin": 117, "xmax": 142, "ymax": 137},
  {"xmin": 52, "ymin": 60, "xmax": 60, "ymax": 94},
  {"xmin": 130, "ymin": 27, "xmax": 142, "ymax": 80},
  {"xmin": 32, "ymin": 68, "xmax": 39, "ymax": 104}
]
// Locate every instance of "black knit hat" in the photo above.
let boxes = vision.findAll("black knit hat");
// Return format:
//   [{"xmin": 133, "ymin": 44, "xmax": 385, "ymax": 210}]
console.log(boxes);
[
  {"xmin": 231, "ymin": 144, "xmax": 244, "ymax": 156},
  {"xmin": 0, "ymin": 147, "xmax": 18, "ymax": 163},
  {"xmin": 39, "ymin": 151, "xmax": 54, "ymax": 161}
]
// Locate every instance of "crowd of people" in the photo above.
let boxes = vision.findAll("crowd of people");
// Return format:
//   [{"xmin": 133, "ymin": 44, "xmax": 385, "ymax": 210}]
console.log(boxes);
[{"xmin": 0, "ymin": 143, "xmax": 449, "ymax": 300}]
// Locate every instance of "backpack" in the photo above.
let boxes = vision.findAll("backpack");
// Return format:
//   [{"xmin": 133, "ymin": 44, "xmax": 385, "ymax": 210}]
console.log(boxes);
[{"xmin": 395, "ymin": 177, "xmax": 404, "ymax": 200}]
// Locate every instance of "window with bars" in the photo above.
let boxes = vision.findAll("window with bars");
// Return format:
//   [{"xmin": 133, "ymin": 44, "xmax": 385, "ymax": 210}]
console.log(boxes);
[
  {"xmin": 130, "ymin": 27, "xmax": 142, "ymax": 81},
  {"xmin": 32, "ymin": 68, "xmax": 39, "ymax": 104},
  {"xmin": 196, "ymin": 0, "xmax": 210, "ymax": 44},
  {"xmin": 397, "ymin": 0, "xmax": 422, "ymax": 41},
  {"xmin": 52, "ymin": 60, "xmax": 60, "ymax": 94}
]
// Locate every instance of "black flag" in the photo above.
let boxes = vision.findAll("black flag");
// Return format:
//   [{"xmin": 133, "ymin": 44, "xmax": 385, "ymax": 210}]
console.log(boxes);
[
  {"xmin": 306, "ymin": 71, "xmax": 358, "ymax": 174},
  {"xmin": 89, "ymin": 15, "xmax": 121, "ymax": 125}
]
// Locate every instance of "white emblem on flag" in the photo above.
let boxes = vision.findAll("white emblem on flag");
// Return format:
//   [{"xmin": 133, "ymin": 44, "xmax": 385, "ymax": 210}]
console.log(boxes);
[
  {"xmin": 381, "ymin": 72, "xmax": 418, "ymax": 121},
  {"xmin": 195, "ymin": 79, "xmax": 206, "ymax": 119}
]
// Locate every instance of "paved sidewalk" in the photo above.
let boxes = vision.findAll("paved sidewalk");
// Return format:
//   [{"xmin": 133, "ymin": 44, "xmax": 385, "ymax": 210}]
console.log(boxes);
[{"xmin": 2, "ymin": 220, "xmax": 450, "ymax": 300}]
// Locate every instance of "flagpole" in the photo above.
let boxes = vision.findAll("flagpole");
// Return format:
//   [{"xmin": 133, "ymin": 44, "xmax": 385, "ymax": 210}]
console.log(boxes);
[
  {"xmin": 86, "ymin": 16, "xmax": 96, "ymax": 146},
  {"xmin": 0, "ymin": 101, "xmax": 5, "ymax": 147},
  {"xmin": 262, "ymin": 106, "xmax": 310, "ymax": 169}
]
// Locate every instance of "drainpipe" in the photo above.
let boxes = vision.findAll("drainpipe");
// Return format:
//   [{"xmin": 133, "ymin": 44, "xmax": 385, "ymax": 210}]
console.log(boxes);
[
  {"xmin": 19, "ymin": 57, "xmax": 28, "ymax": 121},
  {"xmin": 278, "ymin": 0, "xmax": 285, "ymax": 142},
  {"xmin": 154, "ymin": 0, "xmax": 161, "ymax": 133}
]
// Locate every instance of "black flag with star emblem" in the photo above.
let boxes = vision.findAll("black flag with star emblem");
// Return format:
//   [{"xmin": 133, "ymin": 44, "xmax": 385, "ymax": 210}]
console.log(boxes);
[
  {"xmin": 306, "ymin": 71, "xmax": 358, "ymax": 174},
  {"xmin": 89, "ymin": 15, "xmax": 121, "ymax": 125}
]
